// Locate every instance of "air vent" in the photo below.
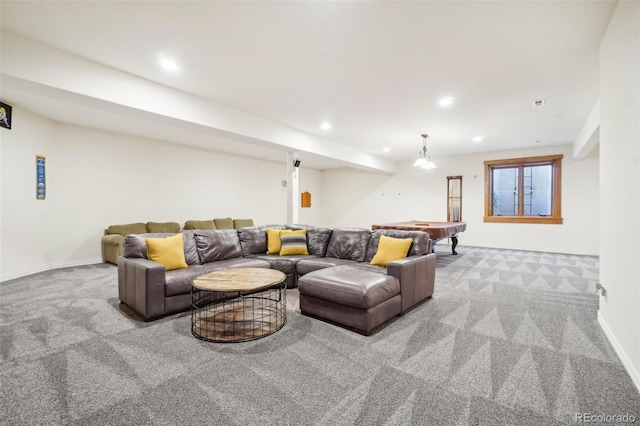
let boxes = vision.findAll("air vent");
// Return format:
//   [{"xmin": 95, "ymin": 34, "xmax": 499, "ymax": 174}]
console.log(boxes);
[{"xmin": 533, "ymin": 99, "xmax": 545, "ymax": 107}]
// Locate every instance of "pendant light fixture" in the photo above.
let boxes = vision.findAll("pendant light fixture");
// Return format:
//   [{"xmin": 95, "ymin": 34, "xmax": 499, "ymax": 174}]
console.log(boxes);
[{"xmin": 412, "ymin": 134, "xmax": 437, "ymax": 169}]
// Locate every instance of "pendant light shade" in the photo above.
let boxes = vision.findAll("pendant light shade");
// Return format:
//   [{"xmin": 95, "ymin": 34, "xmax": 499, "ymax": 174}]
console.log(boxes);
[
  {"xmin": 412, "ymin": 134, "xmax": 437, "ymax": 169},
  {"xmin": 412, "ymin": 157, "xmax": 428, "ymax": 167}
]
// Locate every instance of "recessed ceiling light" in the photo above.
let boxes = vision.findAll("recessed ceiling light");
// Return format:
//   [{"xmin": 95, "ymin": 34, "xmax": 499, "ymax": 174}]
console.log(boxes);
[
  {"xmin": 472, "ymin": 136, "xmax": 484, "ymax": 142},
  {"xmin": 382, "ymin": 147, "xmax": 390, "ymax": 152},
  {"xmin": 159, "ymin": 58, "xmax": 179, "ymax": 72},
  {"xmin": 438, "ymin": 96, "xmax": 455, "ymax": 107},
  {"xmin": 320, "ymin": 122, "xmax": 331, "ymax": 130}
]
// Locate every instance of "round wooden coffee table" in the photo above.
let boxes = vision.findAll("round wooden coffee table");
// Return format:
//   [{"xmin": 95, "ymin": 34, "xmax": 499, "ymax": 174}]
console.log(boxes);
[{"xmin": 191, "ymin": 268, "xmax": 286, "ymax": 343}]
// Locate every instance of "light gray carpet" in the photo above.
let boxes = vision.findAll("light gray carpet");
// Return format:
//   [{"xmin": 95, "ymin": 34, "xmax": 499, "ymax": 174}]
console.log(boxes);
[{"xmin": 1, "ymin": 246, "xmax": 638, "ymax": 425}]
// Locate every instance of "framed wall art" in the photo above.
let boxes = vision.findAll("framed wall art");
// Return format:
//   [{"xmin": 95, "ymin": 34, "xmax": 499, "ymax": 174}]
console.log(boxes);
[
  {"xmin": 0, "ymin": 102, "xmax": 13, "ymax": 129},
  {"xmin": 0, "ymin": 101, "xmax": 12, "ymax": 130},
  {"xmin": 36, "ymin": 155, "xmax": 46, "ymax": 200}
]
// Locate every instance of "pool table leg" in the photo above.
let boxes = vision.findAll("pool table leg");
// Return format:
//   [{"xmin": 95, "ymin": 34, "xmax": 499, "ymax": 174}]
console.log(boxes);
[{"xmin": 451, "ymin": 236, "xmax": 459, "ymax": 255}]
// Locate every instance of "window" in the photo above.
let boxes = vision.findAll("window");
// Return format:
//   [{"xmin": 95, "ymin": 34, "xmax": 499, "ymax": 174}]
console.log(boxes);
[
  {"xmin": 484, "ymin": 154, "xmax": 563, "ymax": 224},
  {"xmin": 447, "ymin": 176, "xmax": 462, "ymax": 222}
]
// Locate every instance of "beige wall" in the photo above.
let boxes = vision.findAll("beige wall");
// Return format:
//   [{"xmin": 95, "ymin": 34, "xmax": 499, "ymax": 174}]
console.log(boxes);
[
  {"xmin": 322, "ymin": 143, "xmax": 599, "ymax": 255},
  {"xmin": 599, "ymin": 0, "xmax": 640, "ymax": 386}
]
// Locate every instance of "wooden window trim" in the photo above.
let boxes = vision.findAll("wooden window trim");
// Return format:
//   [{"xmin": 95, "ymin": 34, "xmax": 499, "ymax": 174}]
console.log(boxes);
[{"xmin": 483, "ymin": 154, "xmax": 563, "ymax": 224}]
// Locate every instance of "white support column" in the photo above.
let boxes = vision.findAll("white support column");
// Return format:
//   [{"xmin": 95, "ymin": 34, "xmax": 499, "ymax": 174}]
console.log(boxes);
[{"xmin": 286, "ymin": 152, "xmax": 300, "ymax": 224}]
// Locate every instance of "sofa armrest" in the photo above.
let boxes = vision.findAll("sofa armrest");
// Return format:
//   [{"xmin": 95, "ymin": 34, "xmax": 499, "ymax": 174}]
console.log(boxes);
[
  {"xmin": 117, "ymin": 257, "xmax": 167, "ymax": 321},
  {"xmin": 102, "ymin": 234, "xmax": 125, "ymax": 264},
  {"xmin": 386, "ymin": 253, "xmax": 436, "ymax": 313},
  {"xmin": 102, "ymin": 234, "xmax": 125, "ymax": 245}
]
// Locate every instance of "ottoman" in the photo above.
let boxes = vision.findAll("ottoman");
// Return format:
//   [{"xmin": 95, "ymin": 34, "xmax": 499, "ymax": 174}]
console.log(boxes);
[{"xmin": 298, "ymin": 265, "xmax": 402, "ymax": 335}]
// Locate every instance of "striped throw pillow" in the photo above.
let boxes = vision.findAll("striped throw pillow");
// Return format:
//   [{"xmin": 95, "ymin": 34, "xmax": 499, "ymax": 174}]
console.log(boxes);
[{"xmin": 279, "ymin": 230, "xmax": 308, "ymax": 256}]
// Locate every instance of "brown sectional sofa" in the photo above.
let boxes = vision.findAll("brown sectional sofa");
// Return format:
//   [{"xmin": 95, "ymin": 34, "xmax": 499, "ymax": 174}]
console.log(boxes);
[
  {"xmin": 298, "ymin": 228, "xmax": 435, "ymax": 334},
  {"xmin": 102, "ymin": 222, "xmax": 181, "ymax": 265},
  {"xmin": 185, "ymin": 217, "xmax": 254, "ymax": 230},
  {"xmin": 237, "ymin": 224, "xmax": 334, "ymax": 288},
  {"xmin": 117, "ymin": 229, "xmax": 268, "ymax": 321},
  {"xmin": 103, "ymin": 218, "xmax": 254, "ymax": 264},
  {"xmin": 117, "ymin": 224, "xmax": 436, "ymax": 335}
]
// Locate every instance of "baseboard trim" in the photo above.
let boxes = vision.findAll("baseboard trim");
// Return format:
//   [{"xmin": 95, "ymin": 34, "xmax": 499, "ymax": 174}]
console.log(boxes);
[
  {"xmin": 0, "ymin": 258, "xmax": 104, "ymax": 282},
  {"xmin": 597, "ymin": 310, "xmax": 640, "ymax": 395}
]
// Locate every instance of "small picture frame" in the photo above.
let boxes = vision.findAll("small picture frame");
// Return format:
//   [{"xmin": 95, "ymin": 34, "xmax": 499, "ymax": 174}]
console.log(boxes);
[
  {"xmin": 0, "ymin": 101, "xmax": 12, "ymax": 130},
  {"xmin": 301, "ymin": 191, "xmax": 311, "ymax": 208}
]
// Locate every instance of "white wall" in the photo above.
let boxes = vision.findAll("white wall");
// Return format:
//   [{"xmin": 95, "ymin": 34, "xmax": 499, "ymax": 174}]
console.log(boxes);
[
  {"xmin": 298, "ymin": 167, "xmax": 323, "ymax": 226},
  {"xmin": 322, "ymin": 143, "xmax": 599, "ymax": 255},
  {"xmin": 598, "ymin": 0, "xmax": 640, "ymax": 387},
  {"xmin": 1, "ymin": 105, "xmax": 604, "ymax": 284},
  {"xmin": 0, "ymin": 106, "xmax": 295, "ymax": 280},
  {"xmin": 0, "ymin": 109, "xmax": 56, "ymax": 275}
]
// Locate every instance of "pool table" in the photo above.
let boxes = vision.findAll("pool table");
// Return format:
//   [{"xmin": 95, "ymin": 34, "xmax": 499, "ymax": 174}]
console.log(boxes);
[{"xmin": 371, "ymin": 220, "xmax": 467, "ymax": 255}]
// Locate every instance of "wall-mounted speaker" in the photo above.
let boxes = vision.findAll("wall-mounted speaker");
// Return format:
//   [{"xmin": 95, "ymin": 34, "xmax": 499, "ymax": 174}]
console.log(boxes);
[{"xmin": 293, "ymin": 159, "xmax": 301, "ymax": 168}]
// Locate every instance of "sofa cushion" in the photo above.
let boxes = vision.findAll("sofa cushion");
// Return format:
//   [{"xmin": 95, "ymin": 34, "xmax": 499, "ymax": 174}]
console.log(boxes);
[
  {"xmin": 194, "ymin": 229, "xmax": 242, "ymax": 263},
  {"xmin": 146, "ymin": 222, "xmax": 181, "ymax": 233},
  {"xmin": 164, "ymin": 258, "xmax": 270, "ymax": 297},
  {"xmin": 298, "ymin": 265, "xmax": 400, "ymax": 310},
  {"xmin": 365, "ymin": 229, "xmax": 430, "ymax": 262},
  {"xmin": 146, "ymin": 234, "xmax": 188, "ymax": 271},
  {"xmin": 370, "ymin": 235, "xmax": 412, "ymax": 267},
  {"xmin": 184, "ymin": 220, "xmax": 216, "ymax": 230},
  {"xmin": 213, "ymin": 217, "xmax": 234, "ymax": 229},
  {"xmin": 296, "ymin": 257, "xmax": 361, "ymax": 276},
  {"xmin": 122, "ymin": 232, "xmax": 178, "ymax": 258},
  {"xmin": 286, "ymin": 224, "xmax": 333, "ymax": 256},
  {"xmin": 279, "ymin": 230, "xmax": 308, "ymax": 256},
  {"xmin": 248, "ymin": 253, "xmax": 317, "ymax": 275},
  {"xmin": 123, "ymin": 232, "xmax": 199, "ymax": 265},
  {"xmin": 108, "ymin": 222, "xmax": 147, "ymax": 236},
  {"xmin": 325, "ymin": 228, "xmax": 371, "ymax": 262},
  {"xmin": 233, "ymin": 219, "xmax": 254, "ymax": 228},
  {"xmin": 181, "ymin": 231, "xmax": 200, "ymax": 265},
  {"xmin": 248, "ymin": 255, "xmax": 296, "ymax": 274},
  {"xmin": 238, "ymin": 225, "xmax": 285, "ymax": 256}
]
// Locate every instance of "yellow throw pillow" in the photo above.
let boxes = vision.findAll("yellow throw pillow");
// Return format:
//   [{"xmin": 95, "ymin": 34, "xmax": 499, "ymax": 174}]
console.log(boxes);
[
  {"xmin": 266, "ymin": 228, "xmax": 284, "ymax": 254},
  {"xmin": 370, "ymin": 235, "xmax": 413, "ymax": 267},
  {"xmin": 146, "ymin": 234, "xmax": 188, "ymax": 271},
  {"xmin": 279, "ymin": 230, "xmax": 308, "ymax": 256}
]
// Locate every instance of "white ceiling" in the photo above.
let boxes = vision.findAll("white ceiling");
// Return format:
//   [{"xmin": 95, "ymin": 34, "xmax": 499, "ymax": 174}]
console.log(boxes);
[{"xmin": 0, "ymin": 1, "xmax": 616, "ymax": 170}]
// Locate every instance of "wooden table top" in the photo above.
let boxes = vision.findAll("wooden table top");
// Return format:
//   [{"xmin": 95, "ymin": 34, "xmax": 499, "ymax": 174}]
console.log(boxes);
[
  {"xmin": 372, "ymin": 220, "xmax": 467, "ymax": 239},
  {"xmin": 192, "ymin": 268, "xmax": 286, "ymax": 292}
]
